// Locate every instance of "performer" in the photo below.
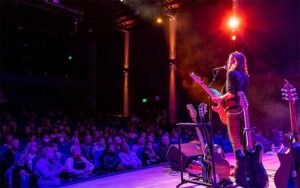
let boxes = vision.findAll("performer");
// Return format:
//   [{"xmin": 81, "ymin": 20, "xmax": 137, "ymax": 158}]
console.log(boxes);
[{"xmin": 212, "ymin": 51, "xmax": 249, "ymax": 174}]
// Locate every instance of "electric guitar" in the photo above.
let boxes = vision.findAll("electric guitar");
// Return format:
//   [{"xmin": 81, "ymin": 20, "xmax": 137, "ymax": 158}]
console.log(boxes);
[
  {"xmin": 274, "ymin": 80, "xmax": 300, "ymax": 188},
  {"xmin": 186, "ymin": 103, "xmax": 230, "ymax": 183},
  {"xmin": 190, "ymin": 72, "xmax": 227, "ymax": 125},
  {"xmin": 235, "ymin": 91, "xmax": 269, "ymax": 188}
]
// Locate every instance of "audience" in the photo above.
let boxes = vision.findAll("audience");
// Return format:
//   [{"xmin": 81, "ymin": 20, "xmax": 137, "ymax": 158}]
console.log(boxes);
[
  {"xmin": 65, "ymin": 147, "xmax": 95, "ymax": 176},
  {"xmin": 101, "ymin": 143, "xmax": 124, "ymax": 173},
  {"xmin": 156, "ymin": 135, "xmax": 170, "ymax": 162},
  {"xmin": 0, "ymin": 107, "xmax": 275, "ymax": 188},
  {"xmin": 118, "ymin": 142, "xmax": 142, "ymax": 170},
  {"xmin": 34, "ymin": 147, "xmax": 65, "ymax": 187},
  {"xmin": 143, "ymin": 142, "xmax": 160, "ymax": 165}
]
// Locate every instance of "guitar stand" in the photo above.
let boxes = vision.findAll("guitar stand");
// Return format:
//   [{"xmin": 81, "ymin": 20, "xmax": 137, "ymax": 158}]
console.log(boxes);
[{"xmin": 175, "ymin": 122, "xmax": 220, "ymax": 188}]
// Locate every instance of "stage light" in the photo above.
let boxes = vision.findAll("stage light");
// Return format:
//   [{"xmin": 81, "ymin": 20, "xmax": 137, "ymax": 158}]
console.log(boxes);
[
  {"xmin": 231, "ymin": 35, "xmax": 237, "ymax": 41},
  {"xmin": 156, "ymin": 17, "xmax": 163, "ymax": 24},
  {"xmin": 142, "ymin": 98, "xmax": 148, "ymax": 103},
  {"xmin": 68, "ymin": 55, "xmax": 73, "ymax": 60},
  {"xmin": 228, "ymin": 17, "xmax": 239, "ymax": 29}
]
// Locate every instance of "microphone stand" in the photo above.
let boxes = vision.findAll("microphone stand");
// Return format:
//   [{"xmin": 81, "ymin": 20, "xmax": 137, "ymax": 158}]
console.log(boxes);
[
  {"xmin": 208, "ymin": 70, "xmax": 220, "ymax": 123},
  {"xmin": 206, "ymin": 69, "xmax": 220, "ymax": 186}
]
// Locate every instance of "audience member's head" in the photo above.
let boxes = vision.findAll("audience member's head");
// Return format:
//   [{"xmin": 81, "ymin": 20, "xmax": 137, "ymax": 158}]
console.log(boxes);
[
  {"xmin": 120, "ymin": 142, "xmax": 130, "ymax": 154},
  {"xmin": 84, "ymin": 135, "xmax": 92, "ymax": 144},
  {"xmin": 70, "ymin": 146, "xmax": 82, "ymax": 158},
  {"xmin": 114, "ymin": 136, "xmax": 122, "ymax": 145},
  {"xmin": 106, "ymin": 143, "xmax": 116, "ymax": 154},
  {"xmin": 11, "ymin": 139, "xmax": 20, "ymax": 151},
  {"xmin": 161, "ymin": 135, "xmax": 170, "ymax": 146},
  {"xmin": 41, "ymin": 146, "xmax": 54, "ymax": 160}
]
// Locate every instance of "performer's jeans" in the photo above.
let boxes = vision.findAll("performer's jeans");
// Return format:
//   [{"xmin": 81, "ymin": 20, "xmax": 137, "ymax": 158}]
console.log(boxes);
[{"xmin": 226, "ymin": 107, "xmax": 244, "ymax": 164}]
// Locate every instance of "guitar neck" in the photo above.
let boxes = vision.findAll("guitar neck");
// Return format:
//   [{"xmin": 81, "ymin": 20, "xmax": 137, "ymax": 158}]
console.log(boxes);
[
  {"xmin": 197, "ymin": 82, "xmax": 217, "ymax": 98},
  {"xmin": 192, "ymin": 118, "xmax": 206, "ymax": 154},
  {"xmin": 289, "ymin": 102, "xmax": 299, "ymax": 141},
  {"xmin": 243, "ymin": 109, "xmax": 253, "ymax": 149}
]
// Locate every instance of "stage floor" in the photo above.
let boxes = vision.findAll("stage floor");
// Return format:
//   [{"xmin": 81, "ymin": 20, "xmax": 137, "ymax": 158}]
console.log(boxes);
[{"xmin": 61, "ymin": 152, "xmax": 279, "ymax": 188}]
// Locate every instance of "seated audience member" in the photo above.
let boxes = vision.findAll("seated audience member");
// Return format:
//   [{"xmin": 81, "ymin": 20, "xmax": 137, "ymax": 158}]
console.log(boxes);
[
  {"xmin": 38, "ymin": 134, "xmax": 51, "ymax": 149},
  {"xmin": 80, "ymin": 135, "xmax": 93, "ymax": 161},
  {"xmin": 113, "ymin": 135, "xmax": 122, "ymax": 153},
  {"xmin": 65, "ymin": 147, "xmax": 95, "ymax": 176},
  {"xmin": 17, "ymin": 141, "xmax": 38, "ymax": 172},
  {"xmin": 16, "ymin": 141, "xmax": 38, "ymax": 188},
  {"xmin": 147, "ymin": 133, "xmax": 158, "ymax": 149},
  {"xmin": 170, "ymin": 130, "xmax": 180, "ymax": 144},
  {"xmin": 131, "ymin": 136, "xmax": 145, "ymax": 161},
  {"xmin": 52, "ymin": 143, "xmax": 63, "ymax": 164},
  {"xmin": 57, "ymin": 135, "xmax": 71, "ymax": 155},
  {"xmin": 101, "ymin": 143, "xmax": 124, "ymax": 173},
  {"xmin": 0, "ymin": 139, "xmax": 21, "ymax": 186},
  {"xmin": 2, "ymin": 139, "xmax": 21, "ymax": 173},
  {"xmin": 156, "ymin": 135, "xmax": 170, "ymax": 162},
  {"xmin": 34, "ymin": 147, "xmax": 65, "ymax": 187},
  {"xmin": 92, "ymin": 137, "xmax": 106, "ymax": 155},
  {"xmin": 70, "ymin": 137, "xmax": 81, "ymax": 152},
  {"xmin": 92, "ymin": 137, "xmax": 106, "ymax": 171},
  {"xmin": 143, "ymin": 142, "xmax": 160, "ymax": 165},
  {"xmin": 118, "ymin": 143, "xmax": 142, "ymax": 169}
]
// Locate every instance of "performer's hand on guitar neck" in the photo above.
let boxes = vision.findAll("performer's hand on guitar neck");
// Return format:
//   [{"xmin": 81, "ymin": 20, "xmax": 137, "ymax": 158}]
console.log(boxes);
[{"xmin": 212, "ymin": 92, "xmax": 235, "ymax": 104}]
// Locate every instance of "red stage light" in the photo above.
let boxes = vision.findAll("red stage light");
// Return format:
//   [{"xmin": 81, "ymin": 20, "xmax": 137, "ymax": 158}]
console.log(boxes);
[{"xmin": 228, "ymin": 17, "xmax": 239, "ymax": 29}]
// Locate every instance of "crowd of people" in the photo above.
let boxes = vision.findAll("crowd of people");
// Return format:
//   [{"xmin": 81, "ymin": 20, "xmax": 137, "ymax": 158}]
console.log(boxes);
[
  {"xmin": 0, "ymin": 108, "xmax": 281, "ymax": 187},
  {"xmin": 0, "ymin": 108, "xmax": 179, "ymax": 187}
]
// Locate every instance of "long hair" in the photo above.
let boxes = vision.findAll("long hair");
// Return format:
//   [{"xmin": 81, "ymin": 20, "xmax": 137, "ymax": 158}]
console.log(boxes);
[
  {"xmin": 229, "ymin": 51, "xmax": 249, "ymax": 76},
  {"xmin": 17, "ymin": 141, "xmax": 37, "ymax": 167}
]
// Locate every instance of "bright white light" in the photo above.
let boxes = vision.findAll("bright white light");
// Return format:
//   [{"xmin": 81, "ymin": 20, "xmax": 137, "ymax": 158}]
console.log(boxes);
[{"xmin": 228, "ymin": 17, "xmax": 239, "ymax": 29}]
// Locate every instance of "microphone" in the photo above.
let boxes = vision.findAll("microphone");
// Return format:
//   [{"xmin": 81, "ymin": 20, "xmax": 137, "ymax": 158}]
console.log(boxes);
[{"xmin": 213, "ymin": 65, "xmax": 227, "ymax": 71}]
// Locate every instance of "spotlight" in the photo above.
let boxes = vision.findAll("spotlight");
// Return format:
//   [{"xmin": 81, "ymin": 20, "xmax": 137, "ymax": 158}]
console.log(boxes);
[
  {"xmin": 156, "ymin": 17, "xmax": 163, "ymax": 24},
  {"xmin": 228, "ymin": 16, "xmax": 239, "ymax": 29},
  {"xmin": 231, "ymin": 35, "xmax": 237, "ymax": 41}
]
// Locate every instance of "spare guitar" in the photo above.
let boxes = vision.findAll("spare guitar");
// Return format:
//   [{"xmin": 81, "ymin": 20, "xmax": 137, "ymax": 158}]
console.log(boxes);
[
  {"xmin": 235, "ymin": 91, "xmax": 269, "ymax": 188},
  {"xmin": 186, "ymin": 103, "xmax": 230, "ymax": 184},
  {"xmin": 198, "ymin": 103, "xmax": 231, "ymax": 184},
  {"xmin": 274, "ymin": 79, "xmax": 300, "ymax": 188},
  {"xmin": 190, "ymin": 72, "xmax": 227, "ymax": 125}
]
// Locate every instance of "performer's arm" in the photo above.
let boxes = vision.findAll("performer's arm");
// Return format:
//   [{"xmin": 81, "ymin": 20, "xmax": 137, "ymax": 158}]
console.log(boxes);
[{"xmin": 212, "ymin": 92, "xmax": 235, "ymax": 103}]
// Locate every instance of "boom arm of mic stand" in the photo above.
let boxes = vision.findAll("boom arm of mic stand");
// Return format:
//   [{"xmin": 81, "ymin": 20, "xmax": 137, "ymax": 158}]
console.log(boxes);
[{"xmin": 208, "ymin": 70, "xmax": 220, "ymax": 124}]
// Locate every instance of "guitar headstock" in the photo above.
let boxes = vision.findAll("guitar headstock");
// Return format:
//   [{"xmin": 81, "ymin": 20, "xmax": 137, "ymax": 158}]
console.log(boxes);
[
  {"xmin": 281, "ymin": 79, "xmax": 298, "ymax": 103},
  {"xmin": 198, "ymin": 103, "xmax": 208, "ymax": 120},
  {"xmin": 186, "ymin": 104, "xmax": 198, "ymax": 123},
  {"xmin": 190, "ymin": 72, "xmax": 203, "ymax": 84},
  {"xmin": 238, "ymin": 91, "xmax": 249, "ymax": 110}
]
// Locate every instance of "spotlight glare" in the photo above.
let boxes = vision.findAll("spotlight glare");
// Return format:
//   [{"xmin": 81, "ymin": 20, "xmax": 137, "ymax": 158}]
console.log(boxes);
[
  {"xmin": 228, "ymin": 17, "xmax": 239, "ymax": 29},
  {"xmin": 231, "ymin": 35, "xmax": 237, "ymax": 40},
  {"xmin": 156, "ymin": 17, "xmax": 163, "ymax": 24}
]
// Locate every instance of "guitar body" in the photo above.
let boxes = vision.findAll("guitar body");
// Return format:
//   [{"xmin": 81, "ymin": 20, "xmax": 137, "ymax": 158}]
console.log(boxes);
[
  {"xmin": 274, "ymin": 141, "xmax": 300, "ymax": 188},
  {"xmin": 212, "ymin": 104, "xmax": 227, "ymax": 125},
  {"xmin": 235, "ymin": 142, "xmax": 269, "ymax": 188},
  {"xmin": 204, "ymin": 146, "xmax": 230, "ymax": 183}
]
